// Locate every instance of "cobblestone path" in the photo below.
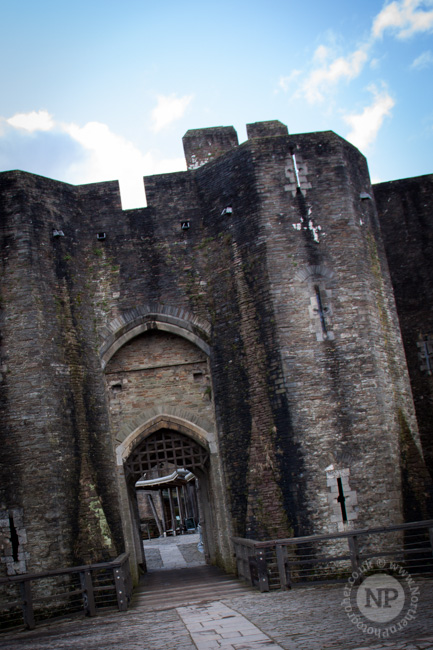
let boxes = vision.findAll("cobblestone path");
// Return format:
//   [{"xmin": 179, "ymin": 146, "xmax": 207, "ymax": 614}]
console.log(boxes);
[{"xmin": 0, "ymin": 574, "xmax": 432, "ymax": 650}]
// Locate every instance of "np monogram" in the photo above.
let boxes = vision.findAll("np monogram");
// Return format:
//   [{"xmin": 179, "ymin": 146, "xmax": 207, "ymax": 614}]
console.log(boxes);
[{"xmin": 364, "ymin": 587, "xmax": 400, "ymax": 609}]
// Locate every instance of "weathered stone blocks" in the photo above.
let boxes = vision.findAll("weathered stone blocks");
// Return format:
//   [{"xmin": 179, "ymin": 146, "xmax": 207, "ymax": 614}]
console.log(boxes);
[{"xmin": 0, "ymin": 121, "xmax": 431, "ymax": 582}]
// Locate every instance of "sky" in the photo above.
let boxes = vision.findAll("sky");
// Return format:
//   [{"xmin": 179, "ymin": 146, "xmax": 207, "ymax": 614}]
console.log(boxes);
[{"xmin": 0, "ymin": 0, "xmax": 432, "ymax": 208}]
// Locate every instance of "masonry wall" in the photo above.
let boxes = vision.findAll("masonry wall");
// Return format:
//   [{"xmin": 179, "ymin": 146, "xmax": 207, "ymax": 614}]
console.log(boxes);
[
  {"xmin": 0, "ymin": 167, "xmax": 226, "ymax": 575},
  {"xmin": 0, "ymin": 121, "xmax": 431, "ymax": 580},
  {"xmin": 248, "ymin": 130, "xmax": 426, "ymax": 531},
  {"xmin": 186, "ymin": 125, "xmax": 429, "ymax": 538},
  {"xmin": 374, "ymin": 175, "xmax": 433, "ymax": 517},
  {"xmin": 105, "ymin": 332, "xmax": 212, "ymax": 433},
  {"xmin": 0, "ymin": 173, "xmax": 126, "ymax": 575}
]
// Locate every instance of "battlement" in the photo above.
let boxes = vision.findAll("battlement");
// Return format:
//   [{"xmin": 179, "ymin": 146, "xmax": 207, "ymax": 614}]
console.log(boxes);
[
  {"xmin": 182, "ymin": 120, "xmax": 291, "ymax": 171},
  {"xmin": 182, "ymin": 126, "xmax": 238, "ymax": 170},
  {"xmin": 246, "ymin": 120, "xmax": 289, "ymax": 139}
]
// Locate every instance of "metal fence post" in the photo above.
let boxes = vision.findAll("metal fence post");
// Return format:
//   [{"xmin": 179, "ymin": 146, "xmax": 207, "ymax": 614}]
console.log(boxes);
[
  {"xmin": 255, "ymin": 547, "xmax": 270, "ymax": 593},
  {"xmin": 276, "ymin": 544, "xmax": 290, "ymax": 590},
  {"xmin": 348, "ymin": 535, "xmax": 360, "ymax": 577},
  {"xmin": 80, "ymin": 569, "xmax": 96, "ymax": 617},
  {"xmin": 19, "ymin": 580, "xmax": 35, "ymax": 630},
  {"xmin": 114, "ymin": 565, "xmax": 128, "ymax": 611}
]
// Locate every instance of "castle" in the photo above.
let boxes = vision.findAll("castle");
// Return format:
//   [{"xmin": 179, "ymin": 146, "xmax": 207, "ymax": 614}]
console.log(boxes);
[{"xmin": 0, "ymin": 120, "xmax": 432, "ymax": 581}]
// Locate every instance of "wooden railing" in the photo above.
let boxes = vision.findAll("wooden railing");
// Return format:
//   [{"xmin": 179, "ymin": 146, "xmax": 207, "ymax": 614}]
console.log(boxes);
[
  {"xmin": 0, "ymin": 553, "xmax": 132, "ymax": 631},
  {"xmin": 233, "ymin": 520, "xmax": 433, "ymax": 592}
]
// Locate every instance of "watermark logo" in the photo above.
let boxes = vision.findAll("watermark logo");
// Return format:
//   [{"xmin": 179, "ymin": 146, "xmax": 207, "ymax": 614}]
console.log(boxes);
[
  {"xmin": 342, "ymin": 558, "xmax": 420, "ymax": 638},
  {"xmin": 357, "ymin": 573, "xmax": 405, "ymax": 622}
]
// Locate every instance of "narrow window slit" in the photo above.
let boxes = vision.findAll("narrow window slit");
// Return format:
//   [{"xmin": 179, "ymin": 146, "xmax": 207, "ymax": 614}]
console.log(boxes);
[
  {"xmin": 9, "ymin": 514, "xmax": 19, "ymax": 562},
  {"xmin": 337, "ymin": 478, "xmax": 348, "ymax": 523},
  {"xmin": 314, "ymin": 285, "xmax": 328, "ymax": 337}
]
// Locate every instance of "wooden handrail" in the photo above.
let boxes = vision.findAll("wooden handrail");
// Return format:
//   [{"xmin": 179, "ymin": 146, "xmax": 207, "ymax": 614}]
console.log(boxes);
[
  {"xmin": 0, "ymin": 552, "xmax": 130, "ymax": 585},
  {"xmin": 233, "ymin": 520, "xmax": 433, "ymax": 592},
  {"xmin": 0, "ymin": 553, "xmax": 132, "ymax": 631},
  {"xmin": 233, "ymin": 519, "xmax": 433, "ymax": 549}
]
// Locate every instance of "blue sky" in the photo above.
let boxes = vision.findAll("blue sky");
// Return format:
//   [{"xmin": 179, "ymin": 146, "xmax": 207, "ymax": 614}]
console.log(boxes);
[{"xmin": 0, "ymin": 0, "xmax": 432, "ymax": 208}]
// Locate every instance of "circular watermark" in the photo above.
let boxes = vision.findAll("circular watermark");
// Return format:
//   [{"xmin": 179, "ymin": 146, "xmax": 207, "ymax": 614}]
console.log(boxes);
[
  {"xmin": 341, "ymin": 558, "xmax": 420, "ymax": 639},
  {"xmin": 356, "ymin": 573, "xmax": 405, "ymax": 622}
]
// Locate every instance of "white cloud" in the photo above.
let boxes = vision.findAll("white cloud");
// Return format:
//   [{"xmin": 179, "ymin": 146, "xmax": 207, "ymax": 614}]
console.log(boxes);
[
  {"xmin": 372, "ymin": 0, "xmax": 433, "ymax": 39},
  {"xmin": 411, "ymin": 49, "xmax": 433, "ymax": 68},
  {"xmin": 63, "ymin": 121, "xmax": 150, "ymax": 182},
  {"xmin": 278, "ymin": 0, "xmax": 433, "ymax": 105},
  {"xmin": 343, "ymin": 86, "xmax": 395, "ymax": 151},
  {"xmin": 7, "ymin": 110, "xmax": 54, "ymax": 132},
  {"xmin": 300, "ymin": 46, "xmax": 369, "ymax": 104},
  {"xmin": 313, "ymin": 44, "xmax": 332, "ymax": 63},
  {"xmin": 151, "ymin": 93, "xmax": 193, "ymax": 132},
  {"xmin": 63, "ymin": 120, "xmax": 154, "ymax": 208},
  {"xmin": 63, "ymin": 121, "xmax": 189, "ymax": 208},
  {"xmin": 278, "ymin": 70, "xmax": 301, "ymax": 93},
  {"xmin": 2, "ymin": 110, "xmax": 186, "ymax": 209}
]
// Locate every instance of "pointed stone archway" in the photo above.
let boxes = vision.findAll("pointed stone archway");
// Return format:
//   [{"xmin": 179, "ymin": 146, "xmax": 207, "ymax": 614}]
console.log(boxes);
[
  {"xmin": 115, "ymin": 413, "xmax": 232, "ymax": 581},
  {"xmin": 100, "ymin": 307, "xmax": 233, "ymax": 583},
  {"xmin": 125, "ymin": 428, "xmax": 209, "ymax": 559}
]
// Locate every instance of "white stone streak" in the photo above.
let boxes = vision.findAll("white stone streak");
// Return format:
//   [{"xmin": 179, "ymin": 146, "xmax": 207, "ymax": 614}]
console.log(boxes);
[
  {"xmin": 291, "ymin": 214, "xmax": 322, "ymax": 244},
  {"xmin": 177, "ymin": 601, "xmax": 284, "ymax": 649}
]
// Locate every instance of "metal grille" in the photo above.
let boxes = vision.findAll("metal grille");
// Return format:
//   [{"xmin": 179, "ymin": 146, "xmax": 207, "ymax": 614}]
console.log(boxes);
[{"xmin": 125, "ymin": 429, "xmax": 209, "ymax": 481}]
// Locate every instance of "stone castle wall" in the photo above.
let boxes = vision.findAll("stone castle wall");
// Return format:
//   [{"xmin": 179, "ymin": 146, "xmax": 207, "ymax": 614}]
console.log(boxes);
[
  {"xmin": 374, "ymin": 174, "xmax": 433, "ymax": 520},
  {"xmin": 0, "ymin": 121, "xmax": 431, "ymax": 578}
]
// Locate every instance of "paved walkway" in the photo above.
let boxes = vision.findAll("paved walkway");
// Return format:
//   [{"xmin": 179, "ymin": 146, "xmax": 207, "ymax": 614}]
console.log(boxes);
[
  {"xmin": 0, "ymin": 575, "xmax": 432, "ymax": 650},
  {"xmin": 178, "ymin": 601, "xmax": 284, "ymax": 649},
  {"xmin": 1, "ymin": 536, "xmax": 432, "ymax": 650}
]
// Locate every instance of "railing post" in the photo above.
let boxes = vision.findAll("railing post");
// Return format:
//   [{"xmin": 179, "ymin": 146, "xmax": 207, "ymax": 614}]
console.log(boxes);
[
  {"xmin": 255, "ymin": 547, "xmax": 270, "ymax": 593},
  {"xmin": 245, "ymin": 546, "xmax": 254, "ymax": 586},
  {"xmin": 348, "ymin": 534, "xmax": 360, "ymax": 578},
  {"xmin": 80, "ymin": 569, "xmax": 96, "ymax": 617},
  {"xmin": 276, "ymin": 544, "xmax": 290, "ymax": 590},
  {"xmin": 247, "ymin": 549, "xmax": 256, "ymax": 587},
  {"xmin": 241, "ymin": 544, "xmax": 247, "ymax": 582},
  {"xmin": 19, "ymin": 580, "xmax": 35, "ymax": 630},
  {"xmin": 234, "ymin": 541, "xmax": 244, "ymax": 581},
  {"xmin": 114, "ymin": 565, "xmax": 128, "ymax": 611}
]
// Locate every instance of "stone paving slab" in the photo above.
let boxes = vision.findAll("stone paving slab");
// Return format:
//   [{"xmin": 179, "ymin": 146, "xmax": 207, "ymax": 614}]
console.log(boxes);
[
  {"xmin": 177, "ymin": 601, "xmax": 284, "ymax": 649},
  {"xmin": 179, "ymin": 543, "xmax": 206, "ymax": 565},
  {"xmin": 143, "ymin": 534, "xmax": 206, "ymax": 571},
  {"xmin": 159, "ymin": 544, "xmax": 188, "ymax": 569}
]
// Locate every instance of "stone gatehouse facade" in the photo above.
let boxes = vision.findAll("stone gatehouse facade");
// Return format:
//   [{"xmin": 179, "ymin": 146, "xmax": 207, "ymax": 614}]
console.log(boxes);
[{"xmin": 0, "ymin": 120, "xmax": 432, "ymax": 581}]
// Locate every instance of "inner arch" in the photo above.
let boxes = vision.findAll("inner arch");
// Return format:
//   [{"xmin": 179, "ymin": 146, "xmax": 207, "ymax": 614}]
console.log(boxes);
[
  {"xmin": 125, "ymin": 428, "xmax": 209, "ymax": 484},
  {"xmin": 100, "ymin": 306, "xmax": 212, "ymax": 369}
]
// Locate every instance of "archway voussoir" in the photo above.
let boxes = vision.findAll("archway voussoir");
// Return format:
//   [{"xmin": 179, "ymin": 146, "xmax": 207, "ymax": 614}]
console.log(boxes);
[
  {"xmin": 114, "ymin": 403, "xmax": 216, "ymax": 466},
  {"xmin": 114, "ymin": 404, "xmax": 215, "ymax": 448},
  {"xmin": 99, "ymin": 304, "xmax": 212, "ymax": 367}
]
